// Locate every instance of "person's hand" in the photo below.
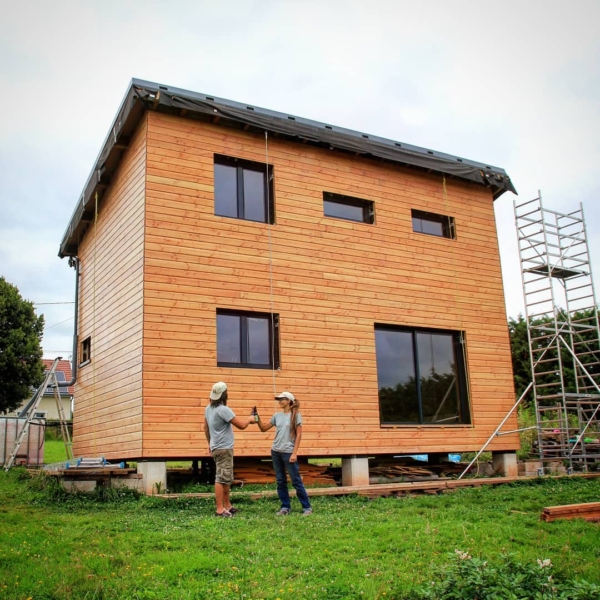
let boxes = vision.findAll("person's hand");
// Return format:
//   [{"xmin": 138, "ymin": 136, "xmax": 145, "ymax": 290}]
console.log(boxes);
[{"xmin": 290, "ymin": 453, "xmax": 297, "ymax": 463}]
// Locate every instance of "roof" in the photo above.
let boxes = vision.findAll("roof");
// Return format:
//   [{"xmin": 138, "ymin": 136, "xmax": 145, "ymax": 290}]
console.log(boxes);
[
  {"xmin": 59, "ymin": 79, "xmax": 517, "ymax": 258},
  {"xmin": 42, "ymin": 359, "xmax": 74, "ymax": 396}
]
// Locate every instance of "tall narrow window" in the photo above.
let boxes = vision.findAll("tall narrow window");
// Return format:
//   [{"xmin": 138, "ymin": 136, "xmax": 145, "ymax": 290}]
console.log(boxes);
[
  {"xmin": 217, "ymin": 310, "xmax": 279, "ymax": 368},
  {"xmin": 214, "ymin": 155, "xmax": 274, "ymax": 223},
  {"xmin": 411, "ymin": 209, "xmax": 455, "ymax": 239},
  {"xmin": 80, "ymin": 337, "xmax": 91, "ymax": 366},
  {"xmin": 375, "ymin": 325, "xmax": 470, "ymax": 425},
  {"xmin": 323, "ymin": 192, "xmax": 374, "ymax": 224}
]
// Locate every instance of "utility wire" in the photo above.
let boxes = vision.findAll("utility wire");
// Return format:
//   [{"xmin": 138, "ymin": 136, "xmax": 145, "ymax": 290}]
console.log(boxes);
[
  {"xmin": 35, "ymin": 302, "xmax": 75, "ymax": 305},
  {"xmin": 45, "ymin": 317, "xmax": 74, "ymax": 330}
]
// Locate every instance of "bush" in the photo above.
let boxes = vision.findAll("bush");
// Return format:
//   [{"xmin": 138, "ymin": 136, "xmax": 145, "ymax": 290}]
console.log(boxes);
[{"xmin": 406, "ymin": 550, "xmax": 600, "ymax": 599}]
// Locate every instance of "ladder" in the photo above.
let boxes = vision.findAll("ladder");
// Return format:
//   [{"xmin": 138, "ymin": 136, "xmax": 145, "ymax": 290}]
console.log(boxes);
[
  {"xmin": 514, "ymin": 194, "xmax": 600, "ymax": 471},
  {"xmin": 4, "ymin": 357, "xmax": 73, "ymax": 471}
]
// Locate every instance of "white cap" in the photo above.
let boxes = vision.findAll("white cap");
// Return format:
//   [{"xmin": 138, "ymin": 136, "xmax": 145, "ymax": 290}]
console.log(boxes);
[
  {"xmin": 210, "ymin": 381, "xmax": 227, "ymax": 400},
  {"xmin": 274, "ymin": 391, "xmax": 295, "ymax": 402}
]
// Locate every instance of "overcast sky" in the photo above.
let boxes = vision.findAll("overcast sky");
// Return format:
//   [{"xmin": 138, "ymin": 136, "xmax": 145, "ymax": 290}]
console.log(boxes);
[{"xmin": 1, "ymin": 0, "xmax": 599, "ymax": 360}]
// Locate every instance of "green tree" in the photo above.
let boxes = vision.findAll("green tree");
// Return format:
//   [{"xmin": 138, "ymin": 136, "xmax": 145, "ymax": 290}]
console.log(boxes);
[{"xmin": 0, "ymin": 277, "xmax": 45, "ymax": 414}]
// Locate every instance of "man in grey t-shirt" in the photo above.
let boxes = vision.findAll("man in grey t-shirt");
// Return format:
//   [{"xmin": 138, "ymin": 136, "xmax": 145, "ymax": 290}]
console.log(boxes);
[{"xmin": 203, "ymin": 382, "xmax": 254, "ymax": 517}]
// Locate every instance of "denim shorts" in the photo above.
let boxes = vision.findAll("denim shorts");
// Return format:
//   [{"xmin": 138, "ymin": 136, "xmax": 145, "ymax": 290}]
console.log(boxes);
[{"xmin": 212, "ymin": 448, "xmax": 234, "ymax": 485}]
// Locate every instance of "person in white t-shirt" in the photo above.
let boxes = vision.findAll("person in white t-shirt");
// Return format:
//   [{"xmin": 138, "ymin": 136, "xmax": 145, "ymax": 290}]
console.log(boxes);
[{"xmin": 257, "ymin": 391, "xmax": 312, "ymax": 516}]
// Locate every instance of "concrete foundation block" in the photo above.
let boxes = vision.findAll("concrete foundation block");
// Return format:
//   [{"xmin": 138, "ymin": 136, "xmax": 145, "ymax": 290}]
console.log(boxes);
[
  {"xmin": 342, "ymin": 457, "xmax": 370, "ymax": 486},
  {"xmin": 62, "ymin": 480, "xmax": 97, "ymax": 493},
  {"xmin": 137, "ymin": 461, "xmax": 167, "ymax": 495},
  {"xmin": 518, "ymin": 460, "xmax": 542, "ymax": 477},
  {"xmin": 492, "ymin": 452, "xmax": 518, "ymax": 477},
  {"xmin": 113, "ymin": 478, "xmax": 143, "ymax": 491}
]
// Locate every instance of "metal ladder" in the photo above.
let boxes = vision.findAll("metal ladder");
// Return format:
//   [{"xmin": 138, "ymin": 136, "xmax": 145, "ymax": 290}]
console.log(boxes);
[
  {"xmin": 514, "ymin": 194, "xmax": 600, "ymax": 471},
  {"xmin": 4, "ymin": 357, "xmax": 73, "ymax": 471}
]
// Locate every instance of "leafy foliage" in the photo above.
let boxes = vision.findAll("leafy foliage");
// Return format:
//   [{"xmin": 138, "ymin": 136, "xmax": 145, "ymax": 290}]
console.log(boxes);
[
  {"xmin": 407, "ymin": 551, "xmax": 600, "ymax": 600},
  {"xmin": 0, "ymin": 277, "xmax": 45, "ymax": 413}
]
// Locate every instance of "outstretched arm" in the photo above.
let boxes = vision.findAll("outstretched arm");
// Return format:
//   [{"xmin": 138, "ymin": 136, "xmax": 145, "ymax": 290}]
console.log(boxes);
[
  {"xmin": 290, "ymin": 424, "xmax": 302, "ymax": 463},
  {"xmin": 230, "ymin": 416, "xmax": 254, "ymax": 430},
  {"xmin": 257, "ymin": 414, "xmax": 274, "ymax": 433}
]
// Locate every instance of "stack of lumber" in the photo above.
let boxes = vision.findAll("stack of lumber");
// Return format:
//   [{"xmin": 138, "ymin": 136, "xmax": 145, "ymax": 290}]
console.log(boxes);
[
  {"xmin": 541, "ymin": 502, "xmax": 600, "ymax": 522},
  {"xmin": 370, "ymin": 464, "xmax": 435, "ymax": 479},
  {"xmin": 233, "ymin": 459, "xmax": 337, "ymax": 485}
]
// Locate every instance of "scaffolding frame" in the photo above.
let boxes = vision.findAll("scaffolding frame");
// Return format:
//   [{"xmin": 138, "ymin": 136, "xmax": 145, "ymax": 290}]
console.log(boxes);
[{"xmin": 514, "ymin": 193, "xmax": 600, "ymax": 472}]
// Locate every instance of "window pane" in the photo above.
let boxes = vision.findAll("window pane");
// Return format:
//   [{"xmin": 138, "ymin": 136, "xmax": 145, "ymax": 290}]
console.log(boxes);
[
  {"xmin": 375, "ymin": 329, "xmax": 419, "ymax": 423},
  {"xmin": 412, "ymin": 216, "xmax": 423, "ymax": 233},
  {"xmin": 417, "ymin": 332, "xmax": 460, "ymax": 423},
  {"xmin": 217, "ymin": 314, "xmax": 241, "ymax": 363},
  {"xmin": 214, "ymin": 163, "xmax": 238, "ymax": 218},
  {"xmin": 243, "ymin": 169, "xmax": 266, "ymax": 222},
  {"xmin": 246, "ymin": 317, "xmax": 270, "ymax": 365},
  {"xmin": 324, "ymin": 200, "xmax": 365, "ymax": 222},
  {"xmin": 421, "ymin": 219, "xmax": 444, "ymax": 237}
]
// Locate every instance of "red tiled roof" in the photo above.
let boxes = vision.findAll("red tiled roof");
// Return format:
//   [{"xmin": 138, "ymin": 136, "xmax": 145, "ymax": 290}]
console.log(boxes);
[{"xmin": 42, "ymin": 359, "xmax": 74, "ymax": 395}]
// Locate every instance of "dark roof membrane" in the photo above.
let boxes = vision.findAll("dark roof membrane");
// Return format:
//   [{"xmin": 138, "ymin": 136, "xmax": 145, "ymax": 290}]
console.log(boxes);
[{"xmin": 59, "ymin": 79, "xmax": 517, "ymax": 257}]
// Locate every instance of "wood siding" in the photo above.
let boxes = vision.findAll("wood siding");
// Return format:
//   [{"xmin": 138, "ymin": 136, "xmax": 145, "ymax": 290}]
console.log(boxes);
[
  {"xmin": 141, "ymin": 111, "xmax": 518, "ymax": 459},
  {"xmin": 73, "ymin": 116, "xmax": 147, "ymax": 458}
]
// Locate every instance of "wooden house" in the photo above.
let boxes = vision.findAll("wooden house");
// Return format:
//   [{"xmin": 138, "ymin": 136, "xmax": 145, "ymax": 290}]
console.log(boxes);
[{"xmin": 59, "ymin": 80, "xmax": 519, "ymax": 486}]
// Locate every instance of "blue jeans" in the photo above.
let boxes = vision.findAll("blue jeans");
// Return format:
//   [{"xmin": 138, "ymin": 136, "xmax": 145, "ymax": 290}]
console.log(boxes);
[{"xmin": 271, "ymin": 451, "xmax": 311, "ymax": 510}]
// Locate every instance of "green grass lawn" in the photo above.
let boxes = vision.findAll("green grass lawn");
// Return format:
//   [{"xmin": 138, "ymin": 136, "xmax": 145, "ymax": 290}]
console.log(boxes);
[{"xmin": 0, "ymin": 470, "xmax": 599, "ymax": 599}]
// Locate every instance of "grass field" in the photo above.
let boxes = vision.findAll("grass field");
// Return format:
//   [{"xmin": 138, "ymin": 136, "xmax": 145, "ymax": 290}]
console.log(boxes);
[{"xmin": 1, "ymin": 469, "xmax": 599, "ymax": 599}]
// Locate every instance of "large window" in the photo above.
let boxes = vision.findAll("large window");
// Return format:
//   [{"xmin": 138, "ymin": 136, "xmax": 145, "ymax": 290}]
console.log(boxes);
[
  {"xmin": 323, "ymin": 192, "xmax": 374, "ymax": 224},
  {"xmin": 217, "ymin": 310, "xmax": 279, "ymax": 368},
  {"xmin": 375, "ymin": 325, "xmax": 470, "ymax": 425},
  {"xmin": 214, "ymin": 154, "xmax": 274, "ymax": 223},
  {"xmin": 411, "ymin": 209, "xmax": 455, "ymax": 239}
]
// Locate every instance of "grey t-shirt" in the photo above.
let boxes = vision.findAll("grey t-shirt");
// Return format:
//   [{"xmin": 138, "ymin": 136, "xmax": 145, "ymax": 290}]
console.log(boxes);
[
  {"xmin": 204, "ymin": 404, "xmax": 236, "ymax": 451},
  {"xmin": 270, "ymin": 411, "xmax": 303, "ymax": 453}
]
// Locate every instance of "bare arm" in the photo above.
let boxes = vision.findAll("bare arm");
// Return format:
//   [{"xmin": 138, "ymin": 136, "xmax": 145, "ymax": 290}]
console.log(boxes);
[
  {"xmin": 290, "ymin": 424, "xmax": 302, "ymax": 463},
  {"xmin": 257, "ymin": 414, "xmax": 274, "ymax": 433},
  {"xmin": 203, "ymin": 420, "xmax": 211, "ymax": 449},
  {"xmin": 230, "ymin": 416, "xmax": 254, "ymax": 430}
]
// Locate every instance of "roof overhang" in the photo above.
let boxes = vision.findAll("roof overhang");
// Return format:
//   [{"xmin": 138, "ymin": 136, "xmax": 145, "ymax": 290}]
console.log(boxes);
[{"xmin": 59, "ymin": 79, "xmax": 517, "ymax": 257}]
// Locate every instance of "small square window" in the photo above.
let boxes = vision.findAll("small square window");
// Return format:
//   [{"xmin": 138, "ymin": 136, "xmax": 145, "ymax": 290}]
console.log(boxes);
[
  {"xmin": 323, "ymin": 192, "xmax": 374, "ymax": 224},
  {"xmin": 217, "ymin": 309, "xmax": 279, "ymax": 369},
  {"xmin": 214, "ymin": 155, "xmax": 274, "ymax": 223},
  {"xmin": 412, "ymin": 209, "xmax": 455, "ymax": 239},
  {"xmin": 80, "ymin": 337, "xmax": 91, "ymax": 365}
]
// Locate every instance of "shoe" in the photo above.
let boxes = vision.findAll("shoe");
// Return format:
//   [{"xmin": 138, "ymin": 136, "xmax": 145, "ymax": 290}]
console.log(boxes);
[
  {"xmin": 215, "ymin": 510, "xmax": 233, "ymax": 518},
  {"xmin": 227, "ymin": 506, "xmax": 239, "ymax": 515},
  {"xmin": 302, "ymin": 508, "xmax": 313, "ymax": 516},
  {"xmin": 276, "ymin": 508, "xmax": 290, "ymax": 516}
]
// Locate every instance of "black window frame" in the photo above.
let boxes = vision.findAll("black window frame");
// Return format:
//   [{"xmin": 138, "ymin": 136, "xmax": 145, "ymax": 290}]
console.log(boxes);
[
  {"xmin": 411, "ymin": 209, "xmax": 455, "ymax": 239},
  {"xmin": 374, "ymin": 324, "xmax": 471, "ymax": 426},
  {"xmin": 214, "ymin": 154, "xmax": 275, "ymax": 224},
  {"xmin": 80, "ymin": 337, "xmax": 91, "ymax": 366},
  {"xmin": 323, "ymin": 192, "xmax": 375, "ymax": 224},
  {"xmin": 216, "ymin": 309, "xmax": 280, "ymax": 369}
]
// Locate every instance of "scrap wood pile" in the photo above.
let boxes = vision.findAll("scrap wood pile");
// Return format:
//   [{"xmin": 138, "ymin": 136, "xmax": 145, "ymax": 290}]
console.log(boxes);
[
  {"xmin": 369, "ymin": 457, "xmax": 469, "ymax": 480},
  {"xmin": 234, "ymin": 459, "xmax": 337, "ymax": 485},
  {"xmin": 541, "ymin": 502, "xmax": 600, "ymax": 522}
]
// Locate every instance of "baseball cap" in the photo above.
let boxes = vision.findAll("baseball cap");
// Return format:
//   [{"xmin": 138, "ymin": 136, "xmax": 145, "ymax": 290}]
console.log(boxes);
[
  {"xmin": 210, "ymin": 381, "xmax": 228, "ymax": 400},
  {"xmin": 274, "ymin": 391, "xmax": 295, "ymax": 402}
]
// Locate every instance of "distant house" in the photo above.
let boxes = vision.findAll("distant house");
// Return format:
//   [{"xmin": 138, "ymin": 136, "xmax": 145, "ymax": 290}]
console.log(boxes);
[
  {"xmin": 58, "ymin": 79, "xmax": 519, "ymax": 482},
  {"xmin": 8, "ymin": 359, "xmax": 74, "ymax": 421}
]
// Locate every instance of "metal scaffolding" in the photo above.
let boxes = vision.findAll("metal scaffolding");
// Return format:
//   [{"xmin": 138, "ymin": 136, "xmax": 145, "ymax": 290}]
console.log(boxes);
[{"xmin": 514, "ymin": 193, "xmax": 600, "ymax": 472}]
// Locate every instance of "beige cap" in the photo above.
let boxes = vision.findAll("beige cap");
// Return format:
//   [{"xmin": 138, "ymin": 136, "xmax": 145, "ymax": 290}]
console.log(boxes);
[
  {"xmin": 274, "ymin": 391, "xmax": 295, "ymax": 402},
  {"xmin": 210, "ymin": 381, "xmax": 227, "ymax": 400}
]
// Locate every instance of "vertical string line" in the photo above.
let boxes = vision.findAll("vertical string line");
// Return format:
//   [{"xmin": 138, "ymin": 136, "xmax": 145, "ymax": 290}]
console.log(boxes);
[{"xmin": 265, "ymin": 131, "xmax": 277, "ymax": 395}]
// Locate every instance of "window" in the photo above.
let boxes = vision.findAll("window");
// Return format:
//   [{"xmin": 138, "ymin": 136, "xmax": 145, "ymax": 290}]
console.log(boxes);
[
  {"xmin": 214, "ymin": 154, "xmax": 274, "ymax": 223},
  {"xmin": 411, "ymin": 209, "xmax": 455, "ymax": 239},
  {"xmin": 80, "ymin": 337, "xmax": 91, "ymax": 365},
  {"xmin": 217, "ymin": 310, "xmax": 279, "ymax": 368},
  {"xmin": 375, "ymin": 325, "xmax": 470, "ymax": 425},
  {"xmin": 323, "ymin": 192, "xmax": 374, "ymax": 224}
]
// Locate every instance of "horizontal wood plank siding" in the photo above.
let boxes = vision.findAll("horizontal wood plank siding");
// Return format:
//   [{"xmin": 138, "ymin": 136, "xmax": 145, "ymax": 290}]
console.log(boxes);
[
  {"xmin": 73, "ymin": 116, "xmax": 147, "ymax": 459},
  {"xmin": 141, "ymin": 111, "xmax": 518, "ymax": 458}
]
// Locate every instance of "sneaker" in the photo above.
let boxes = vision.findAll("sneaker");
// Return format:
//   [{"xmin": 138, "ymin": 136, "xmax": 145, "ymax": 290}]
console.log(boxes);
[
  {"xmin": 302, "ymin": 508, "xmax": 313, "ymax": 516},
  {"xmin": 227, "ymin": 506, "xmax": 239, "ymax": 515},
  {"xmin": 276, "ymin": 508, "xmax": 290, "ymax": 516}
]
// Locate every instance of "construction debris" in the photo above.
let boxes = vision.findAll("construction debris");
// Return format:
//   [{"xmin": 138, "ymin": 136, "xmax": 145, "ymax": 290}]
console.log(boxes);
[{"xmin": 541, "ymin": 502, "xmax": 600, "ymax": 522}]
